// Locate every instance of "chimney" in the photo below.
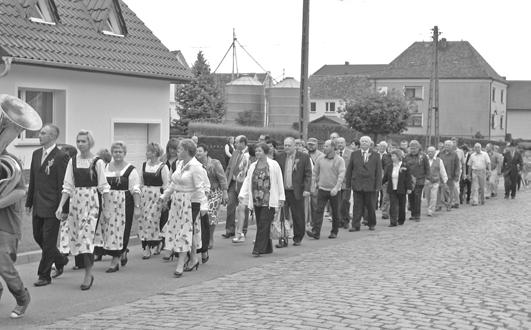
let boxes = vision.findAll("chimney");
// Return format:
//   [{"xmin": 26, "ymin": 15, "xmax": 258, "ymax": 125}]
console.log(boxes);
[
  {"xmin": 439, "ymin": 38, "xmax": 448, "ymax": 49},
  {"xmin": 345, "ymin": 61, "xmax": 349, "ymax": 65}
]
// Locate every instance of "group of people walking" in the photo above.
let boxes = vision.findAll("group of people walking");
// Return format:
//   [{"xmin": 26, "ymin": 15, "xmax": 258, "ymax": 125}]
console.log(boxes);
[{"xmin": 0, "ymin": 123, "xmax": 526, "ymax": 320}]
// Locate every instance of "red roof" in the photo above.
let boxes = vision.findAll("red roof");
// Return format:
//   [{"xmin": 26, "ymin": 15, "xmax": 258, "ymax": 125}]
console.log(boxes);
[{"xmin": 0, "ymin": 0, "xmax": 191, "ymax": 82}]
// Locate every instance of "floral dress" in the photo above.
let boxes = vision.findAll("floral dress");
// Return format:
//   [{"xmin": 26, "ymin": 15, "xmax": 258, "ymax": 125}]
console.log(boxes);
[
  {"xmin": 60, "ymin": 156, "xmax": 109, "ymax": 255},
  {"xmin": 162, "ymin": 159, "xmax": 207, "ymax": 253},
  {"xmin": 252, "ymin": 166, "xmax": 271, "ymax": 207},
  {"xmin": 139, "ymin": 162, "xmax": 169, "ymax": 245},
  {"xmin": 94, "ymin": 164, "xmax": 140, "ymax": 254}
]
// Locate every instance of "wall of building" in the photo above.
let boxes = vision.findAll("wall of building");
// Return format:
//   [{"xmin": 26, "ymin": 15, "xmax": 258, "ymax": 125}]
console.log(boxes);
[
  {"xmin": 507, "ymin": 109, "xmax": 531, "ymax": 140},
  {"xmin": 309, "ymin": 99, "xmax": 345, "ymax": 121},
  {"xmin": 0, "ymin": 64, "xmax": 170, "ymax": 168},
  {"xmin": 490, "ymin": 80, "xmax": 508, "ymax": 140},
  {"xmin": 374, "ymin": 79, "xmax": 503, "ymax": 140}
]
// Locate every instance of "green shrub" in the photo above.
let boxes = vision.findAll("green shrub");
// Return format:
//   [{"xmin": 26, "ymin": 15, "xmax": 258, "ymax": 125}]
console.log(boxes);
[{"xmin": 185, "ymin": 122, "xmax": 299, "ymax": 142}]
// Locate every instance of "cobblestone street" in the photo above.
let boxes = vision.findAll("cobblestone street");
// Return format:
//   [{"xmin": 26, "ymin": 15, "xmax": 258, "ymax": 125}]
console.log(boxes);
[{"xmin": 9, "ymin": 190, "xmax": 531, "ymax": 329}]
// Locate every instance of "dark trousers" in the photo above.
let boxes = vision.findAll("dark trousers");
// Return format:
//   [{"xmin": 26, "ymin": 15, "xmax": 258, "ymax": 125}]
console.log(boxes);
[
  {"xmin": 408, "ymin": 185, "xmax": 424, "ymax": 218},
  {"xmin": 0, "ymin": 231, "xmax": 28, "ymax": 305},
  {"xmin": 253, "ymin": 206, "xmax": 274, "ymax": 254},
  {"xmin": 33, "ymin": 215, "xmax": 67, "ymax": 281},
  {"xmin": 285, "ymin": 190, "xmax": 305, "ymax": 242},
  {"xmin": 504, "ymin": 173, "xmax": 518, "ymax": 197},
  {"xmin": 353, "ymin": 191, "xmax": 376, "ymax": 228},
  {"xmin": 197, "ymin": 208, "xmax": 210, "ymax": 253},
  {"xmin": 389, "ymin": 190, "xmax": 406, "ymax": 225},
  {"xmin": 339, "ymin": 189, "xmax": 351, "ymax": 226},
  {"xmin": 312, "ymin": 189, "xmax": 340, "ymax": 236},
  {"xmin": 460, "ymin": 178, "xmax": 471, "ymax": 203}
]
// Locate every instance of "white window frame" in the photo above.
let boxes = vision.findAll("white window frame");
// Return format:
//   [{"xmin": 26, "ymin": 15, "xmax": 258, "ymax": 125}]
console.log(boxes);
[
  {"xmin": 29, "ymin": 0, "xmax": 56, "ymax": 24},
  {"xmin": 17, "ymin": 88, "xmax": 55, "ymax": 142},
  {"xmin": 325, "ymin": 101, "xmax": 336, "ymax": 112},
  {"xmin": 378, "ymin": 86, "xmax": 388, "ymax": 95},
  {"xmin": 404, "ymin": 86, "xmax": 424, "ymax": 100},
  {"xmin": 102, "ymin": 3, "xmax": 125, "ymax": 37},
  {"xmin": 408, "ymin": 113, "xmax": 423, "ymax": 128},
  {"xmin": 310, "ymin": 102, "xmax": 316, "ymax": 113}
]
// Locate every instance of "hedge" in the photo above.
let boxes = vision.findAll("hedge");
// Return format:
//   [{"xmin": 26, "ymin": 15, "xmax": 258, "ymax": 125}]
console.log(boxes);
[{"xmin": 182, "ymin": 122, "xmax": 300, "ymax": 142}]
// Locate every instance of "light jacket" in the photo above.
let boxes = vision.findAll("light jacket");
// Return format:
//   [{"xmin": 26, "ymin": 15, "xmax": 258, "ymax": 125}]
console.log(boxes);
[{"xmin": 239, "ymin": 157, "xmax": 285, "ymax": 209}]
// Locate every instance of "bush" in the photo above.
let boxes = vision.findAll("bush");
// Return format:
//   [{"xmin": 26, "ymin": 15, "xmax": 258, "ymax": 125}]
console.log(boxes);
[
  {"xmin": 386, "ymin": 133, "xmax": 506, "ymax": 149},
  {"xmin": 184, "ymin": 122, "xmax": 299, "ymax": 142}
]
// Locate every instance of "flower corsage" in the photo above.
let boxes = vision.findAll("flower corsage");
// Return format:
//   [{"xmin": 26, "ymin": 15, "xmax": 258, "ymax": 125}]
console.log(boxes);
[{"xmin": 45, "ymin": 159, "xmax": 54, "ymax": 175}]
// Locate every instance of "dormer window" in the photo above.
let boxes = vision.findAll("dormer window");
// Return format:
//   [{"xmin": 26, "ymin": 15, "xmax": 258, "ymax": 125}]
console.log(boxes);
[
  {"xmin": 102, "ymin": 0, "xmax": 127, "ymax": 37},
  {"xmin": 28, "ymin": 0, "xmax": 58, "ymax": 25}
]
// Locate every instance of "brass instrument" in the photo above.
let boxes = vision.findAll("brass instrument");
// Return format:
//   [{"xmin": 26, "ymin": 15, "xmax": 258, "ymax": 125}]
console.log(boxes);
[{"xmin": 0, "ymin": 94, "xmax": 43, "ymax": 195}]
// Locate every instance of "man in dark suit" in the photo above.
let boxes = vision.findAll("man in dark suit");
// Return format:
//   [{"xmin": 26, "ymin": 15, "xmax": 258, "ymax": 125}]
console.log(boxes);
[
  {"xmin": 275, "ymin": 137, "xmax": 312, "ymax": 246},
  {"xmin": 25, "ymin": 124, "xmax": 69, "ymax": 287},
  {"xmin": 345, "ymin": 136, "xmax": 382, "ymax": 231},
  {"xmin": 336, "ymin": 137, "xmax": 353, "ymax": 229},
  {"xmin": 502, "ymin": 141, "xmax": 523, "ymax": 199}
]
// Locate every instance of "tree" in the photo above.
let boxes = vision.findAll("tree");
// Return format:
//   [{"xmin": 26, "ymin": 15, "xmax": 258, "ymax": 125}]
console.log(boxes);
[
  {"xmin": 343, "ymin": 91, "xmax": 410, "ymax": 142},
  {"xmin": 175, "ymin": 51, "xmax": 224, "ymax": 130}
]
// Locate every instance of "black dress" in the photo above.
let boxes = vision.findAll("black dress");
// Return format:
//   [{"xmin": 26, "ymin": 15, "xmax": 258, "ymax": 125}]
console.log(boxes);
[{"xmin": 140, "ymin": 162, "xmax": 165, "ymax": 249}]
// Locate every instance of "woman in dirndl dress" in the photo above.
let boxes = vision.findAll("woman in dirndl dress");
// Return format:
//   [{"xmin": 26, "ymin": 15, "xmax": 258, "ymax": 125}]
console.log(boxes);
[
  {"xmin": 195, "ymin": 144, "xmax": 228, "ymax": 254},
  {"xmin": 139, "ymin": 143, "xmax": 170, "ymax": 259},
  {"xmin": 160, "ymin": 139, "xmax": 209, "ymax": 278},
  {"xmin": 159, "ymin": 138, "xmax": 180, "ymax": 258},
  {"xmin": 95, "ymin": 141, "xmax": 141, "ymax": 273},
  {"xmin": 55, "ymin": 130, "xmax": 110, "ymax": 290}
]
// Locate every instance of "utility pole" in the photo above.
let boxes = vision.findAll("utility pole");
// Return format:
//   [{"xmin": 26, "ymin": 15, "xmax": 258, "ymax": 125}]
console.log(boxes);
[
  {"xmin": 299, "ymin": 0, "xmax": 310, "ymax": 140},
  {"xmin": 231, "ymin": 28, "xmax": 238, "ymax": 81},
  {"xmin": 425, "ymin": 26, "xmax": 440, "ymax": 147}
]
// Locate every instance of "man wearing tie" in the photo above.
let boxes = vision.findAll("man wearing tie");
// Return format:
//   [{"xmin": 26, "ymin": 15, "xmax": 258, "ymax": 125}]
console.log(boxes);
[
  {"xmin": 223, "ymin": 135, "xmax": 250, "ymax": 239},
  {"xmin": 502, "ymin": 141, "xmax": 523, "ymax": 199},
  {"xmin": 26, "ymin": 124, "xmax": 69, "ymax": 287},
  {"xmin": 345, "ymin": 136, "xmax": 382, "ymax": 231},
  {"xmin": 275, "ymin": 137, "xmax": 312, "ymax": 246}
]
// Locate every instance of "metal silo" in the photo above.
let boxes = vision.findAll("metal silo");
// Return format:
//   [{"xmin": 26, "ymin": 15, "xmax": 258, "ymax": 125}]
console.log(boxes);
[
  {"xmin": 225, "ymin": 76, "xmax": 264, "ymax": 126},
  {"xmin": 267, "ymin": 77, "xmax": 300, "ymax": 129}
]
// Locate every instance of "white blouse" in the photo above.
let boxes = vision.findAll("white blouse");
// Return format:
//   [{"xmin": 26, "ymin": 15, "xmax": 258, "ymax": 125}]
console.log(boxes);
[
  {"xmin": 162, "ymin": 157, "xmax": 210, "ymax": 211},
  {"xmin": 391, "ymin": 161, "xmax": 401, "ymax": 190},
  {"xmin": 104, "ymin": 163, "xmax": 141, "ymax": 195},
  {"xmin": 62, "ymin": 157, "xmax": 110, "ymax": 196},
  {"xmin": 141, "ymin": 161, "xmax": 171, "ymax": 189}
]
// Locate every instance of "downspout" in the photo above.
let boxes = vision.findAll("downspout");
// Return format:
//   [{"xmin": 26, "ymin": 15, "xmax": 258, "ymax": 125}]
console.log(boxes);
[
  {"xmin": 0, "ymin": 56, "xmax": 13, "ymax": 78},
  {"xmin": 488, "ymin": 80, "xmax": 492, "ymax": 140}
]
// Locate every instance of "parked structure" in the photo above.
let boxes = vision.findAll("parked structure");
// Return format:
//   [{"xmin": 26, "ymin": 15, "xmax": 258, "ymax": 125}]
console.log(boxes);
[
  {"xmin": 0, "ymin": 0, "xmax": 191, "ymax": 168},
  {"xmin": 507, "ymin": 81, "xmax": 531, "ymax": 140},
  {"xmin": 310, "ymin": 41, "xmax": 508, "ymax": 141}
]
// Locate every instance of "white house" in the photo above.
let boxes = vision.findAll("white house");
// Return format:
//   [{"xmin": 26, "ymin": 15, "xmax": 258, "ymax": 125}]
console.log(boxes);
[{"xmin": 0, "ymin": 0, "xmax": 191, "ymax": 168}]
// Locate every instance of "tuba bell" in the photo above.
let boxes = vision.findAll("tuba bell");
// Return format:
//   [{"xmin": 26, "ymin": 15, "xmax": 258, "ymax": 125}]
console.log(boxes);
[{"xmin": 0, "ymin": 94, "xmax": 43, "ymax": 195}]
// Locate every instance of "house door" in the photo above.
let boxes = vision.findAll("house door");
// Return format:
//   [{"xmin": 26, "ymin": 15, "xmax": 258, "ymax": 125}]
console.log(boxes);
[{"xmin": 113, "ymin": 123, "xmax": 149, "ymax": 170}]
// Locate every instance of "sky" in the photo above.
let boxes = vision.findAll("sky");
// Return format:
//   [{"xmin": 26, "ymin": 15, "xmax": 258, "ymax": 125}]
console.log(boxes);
[{"xmin": 124, "ymin": 0, "xmax": 531, "ymax": 82}]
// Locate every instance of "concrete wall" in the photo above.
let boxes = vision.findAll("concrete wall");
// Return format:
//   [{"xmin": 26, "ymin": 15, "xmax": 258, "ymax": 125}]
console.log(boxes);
[
  {"xmin": 507, "ymin": 109, "xmax": 531, "ymax": 140},
  {"xmin": 374, "ymin": 79, "xmax": 505, "ymax": 141},
  {"xmin": 0, "ymin": 64, "xmax": 170, "ymax": 168}
]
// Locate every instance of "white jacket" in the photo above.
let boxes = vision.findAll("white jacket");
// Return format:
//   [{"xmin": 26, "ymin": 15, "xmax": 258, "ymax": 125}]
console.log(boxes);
[{"xmin": 239, "ymin": 158, "xmax": 285, "ymax": 209}]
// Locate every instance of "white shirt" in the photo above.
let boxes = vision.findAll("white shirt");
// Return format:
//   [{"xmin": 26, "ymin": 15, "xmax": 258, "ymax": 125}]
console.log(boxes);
[
  {"xmin": 163, "ymin": 157, "xmax": 210, "ymax": 211},
  {"xmin": 468, "ymin": 151, "xmax": 491, "ymax": 171},
  {"xmin": 62, "ymin": 157, "xmax": 110, "ymax": 196},
  {"xmin": 104, "ymin": 163, "xmax": 141, "ymax": 195},
  {"xmin": 42, "ymin": 144, "xmax": 56, "ymax": 164},
  {"xmin": 391, "ymin": 161, "xmax": 401, "ymax": 190}
]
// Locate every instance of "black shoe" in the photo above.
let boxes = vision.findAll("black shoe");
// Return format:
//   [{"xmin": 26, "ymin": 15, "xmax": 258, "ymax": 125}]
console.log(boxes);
[
  {"xmin": 51, "ymin": 267, "xmax": 64, "ymax": 279},
  {"xmin": 221, "ymin": 233, "xmax": 235, "ymax": 239},
  {"xmin": 328, "ymin": 233, "xmax": 337, "ymax": 239},
  {"xmin": 202, "ymin": 252, "xmax": 209, "ymax": 264},
  {"xmin": 33, "ymin": 278, "xmax": 51, "ymax": 287},
  {"xmin": 120, "ymin": 249, "xmax": 129, "ymax": 267},
  {"xmin": 306, "ymin": 230, "xmax": 319, "ymax": 239},
  {"xmin": 388, "ymin": 224, "xmax": 397, "ymax": 227},
  {"xmin": 382, "ymin": 215, "xmax": 389, "ymax": 220},
  {"xmin": 369, "ymin": 226, "xmax": 375, "ymax": 231},
  {"xmin": 362, "ymin": 221, "xmax": 368, "ymax": 226},
  {"xmin": 105, "ymin": 264, "xmax": 119, "ymax": 273},
  {"xmin": 349, "ymin": 227, "xmax": 360, "ymax": 232},
  {"xmin": 80, "ymin": 276, "xmax": 94, "ymax": 291},
  {"xmin": 293, "ymin": 241, "xmax": 301, "ymax": 246},
  {"xmin": 184, "ymin": 261, "xmax": 199, "ymax": 272},
  {"xmin": 174, "ymin": 271, "xmax": 183, "ymax": 278},
  {"xmin": 252, "ymin": 251, "xmax": 260, "ymax": 257},
  {"xmin": 398, "ymin": 222, "xmax": 404, "ymax": 225}
]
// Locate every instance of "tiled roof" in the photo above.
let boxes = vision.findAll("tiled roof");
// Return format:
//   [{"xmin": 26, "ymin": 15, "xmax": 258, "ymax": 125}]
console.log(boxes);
[
  {"xmin": 371, "ymin": 41, "xmax": 506, "ymax": 83},
  {"xmin": 309, "ymin": 75, "xmax": 373, "ymax": 99},
  {"xmin": 507, "ymin": 81, "xmax": 531, "ymax": 110},
  {"xmin": 312, "ymin": 64, "xmax": 387, "ymax": 76},
  {"xmin": 310, "ymin": 115, "xmax": 346, "ymax": 126},
  {"xmin": 0, "ymin": 0, "xmax": 191, "ymax": 82}
]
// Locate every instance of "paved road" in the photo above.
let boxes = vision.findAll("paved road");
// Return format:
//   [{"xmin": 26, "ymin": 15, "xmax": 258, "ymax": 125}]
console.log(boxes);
[{"xmin": 3, "ymin": 190, "xmax": 531, "ymax": 329}]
